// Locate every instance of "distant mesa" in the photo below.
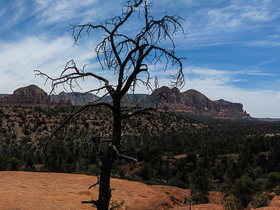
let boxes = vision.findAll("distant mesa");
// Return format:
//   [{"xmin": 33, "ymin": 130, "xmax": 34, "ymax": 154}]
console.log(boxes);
[
  {"xmin": 144, "ymin": 86, "xmax": 251, "ymax": 120},
  {"xmin": 0, "ymin": 85, "xmax": 70, "ymax": 106},
  {"xmin": 0, "ymin": 84, "xmax": 251, "ymax": 120},
  {"xmin": 0, "ymin": 85, "xmax": 50, "ymax": 105}
]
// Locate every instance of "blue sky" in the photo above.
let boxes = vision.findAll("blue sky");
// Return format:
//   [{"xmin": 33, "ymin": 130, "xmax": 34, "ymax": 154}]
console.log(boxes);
[{"xmin": 0, "ymin": 0, "xmax": 280, "ymax": 118}]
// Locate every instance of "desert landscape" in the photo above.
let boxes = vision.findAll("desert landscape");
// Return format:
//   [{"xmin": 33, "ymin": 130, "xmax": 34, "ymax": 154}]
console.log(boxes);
[
  {"xmin": 1, "ymin": 171, "xmax": 280, "ymax": 210},
  {"xmin": 1, "ymin": 0, "xmax": 280, "ymax": 209},
  {"xmin": 0, "ymin": 171, "xmax": 224, "ymax": 210}
]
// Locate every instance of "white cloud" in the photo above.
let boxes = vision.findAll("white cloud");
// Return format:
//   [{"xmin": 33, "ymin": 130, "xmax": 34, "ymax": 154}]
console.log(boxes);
[
  {"xmin": 0, "ymin": 35, "xmax": 100, "ymax": 94},
  {"xmin": 33, "ymin": 0, "xmax": 117, "ymax": 26}
]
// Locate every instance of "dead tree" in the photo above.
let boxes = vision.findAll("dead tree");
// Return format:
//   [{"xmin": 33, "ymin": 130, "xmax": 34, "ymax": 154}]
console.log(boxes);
[{"xmin": 35, "ymin": 0, "xmax": 185, "ymax": 209}]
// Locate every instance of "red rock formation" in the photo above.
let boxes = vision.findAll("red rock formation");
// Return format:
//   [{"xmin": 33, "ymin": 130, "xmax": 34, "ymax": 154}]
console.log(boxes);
[
  {"xmin": 0, "ymin": 85, "xmax": 55, "ymax": 106},
  {"xmin": 58, "ymin": 97, "xmax": 73, "ymax": 106},
  {"xmin": 147, "ymin": 86, "xmax": 251, "ymax": 120}
]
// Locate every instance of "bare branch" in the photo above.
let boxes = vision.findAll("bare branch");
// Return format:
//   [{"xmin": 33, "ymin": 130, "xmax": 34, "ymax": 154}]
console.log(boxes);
[
  {"xmin": 89, "ymin": 175, "xmax": 100, "ymax": 189},
  {"xmin": 121, "ymin": 107, "xmax": 155, "ymax": 119},
  {"xmin": 69, "ymin": 23, "xmax": 111, "ymax": 45},
  {"xmin": 81, "ymin": 200, "xmax": 99, "ymax": 208},
  {"xmin": 109, "ymin": 145, "xmax": 137, "ymax": 162},
  {"xmin": 34, "ymin": 60, "xmax": 116, "ymax": 96}
]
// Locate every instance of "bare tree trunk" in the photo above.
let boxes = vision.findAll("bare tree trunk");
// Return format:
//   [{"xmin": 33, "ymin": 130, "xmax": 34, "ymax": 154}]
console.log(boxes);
[
  {"xmin": 98, "ymin": 155, "xmax": 113, "ymax": 210},
  {"xmin": 112, "ymin": 96, "xmax": 122, "ymax": 150},
  {"xmin": 97, "ymin": 97, "xmax": 121, "ymax": 210}
]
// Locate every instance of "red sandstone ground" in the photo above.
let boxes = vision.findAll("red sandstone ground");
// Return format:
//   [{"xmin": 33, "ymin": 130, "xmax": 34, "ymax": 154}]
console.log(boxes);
[
  {"xmin": 0, "ymin": 171, "xmax": 224, "ymax": 210},
  {"xmin": 1, "ymin": 171, "xmax": 279, "ymax": 210}
]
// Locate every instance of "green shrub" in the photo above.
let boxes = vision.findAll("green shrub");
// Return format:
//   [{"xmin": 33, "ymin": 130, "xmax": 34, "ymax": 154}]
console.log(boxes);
[
  {"xmin": 138, "ymin": 163, "xmax": 156, "ymax": 181},
  {"xmin": 251, "ymin": 192, "xmax": 273, "ymax": 208},
  {"xmin": 0, "ymin": 155, "xmax": 9, "ymax": 171},
  {"xmin": 223, "ymin": 195, "xmax": 242, "ymax": 210},
  {"xmin": 169, "ymin": 176, "xmax": 188, "ymax": 189},
  {"xmin": 8, "ymin": 157, "xmax": 21, "ymax": 171},
  {"xmin": 267, "ymin": 172, "xmax": 280, "ymax": 189},
  {"xmin": 275, "ymin": 186, "xmax": 280, "ymax": 195},
  {"xmin": 88, "ymin": 164, "xmax": 100, "ymax": 175},
  {"xmin": 189, "ymin": 168, "xmax": 212, "ymax": 204},
  {"xmin": 232, "ymin": 175, "xmax": 259, "ymax": 208}
]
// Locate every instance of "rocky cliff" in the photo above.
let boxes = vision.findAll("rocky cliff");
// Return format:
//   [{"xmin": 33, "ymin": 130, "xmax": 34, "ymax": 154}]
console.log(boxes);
[
  {"xmin": 0, "ymin": 85, "xmax": 72, "ymax": 106},
  {"xmin": 0, "ymin": 85, "xmax": 53, "ymax": 105},
  {"xmin": 145, "ymin": 86, "xmax": 251, "ymax": 119},
  {"xmin": 0, "ymin": 85, "xmax": 251, "ymax": 119}
]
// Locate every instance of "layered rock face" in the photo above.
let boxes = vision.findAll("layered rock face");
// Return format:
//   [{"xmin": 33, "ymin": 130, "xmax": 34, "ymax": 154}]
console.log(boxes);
[
  {"xmin": 0, "ymin": 85, "xmax": 51, "ymax": 105},
  {"xmin": 0, "ymin": 85, "xmax": 251, "ymax": 119},
  {"xmin": 146, "ymin": 86, "xmax": 251, "ymax": 119},
  {"xmin": 0, "ymin": 85, "xmax": 73, "ymax": 106}
]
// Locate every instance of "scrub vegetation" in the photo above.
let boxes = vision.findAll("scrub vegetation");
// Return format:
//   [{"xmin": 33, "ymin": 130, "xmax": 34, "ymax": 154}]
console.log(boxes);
[{"xmin": 1, "ymin": 105, "xmax": 280, "ymax": 208}]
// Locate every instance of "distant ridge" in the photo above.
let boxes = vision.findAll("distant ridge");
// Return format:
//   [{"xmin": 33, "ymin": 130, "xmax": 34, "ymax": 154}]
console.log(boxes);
[
  {"xmin": 256, "ymin": 118, "xmax": 280, "ymax": 122},
  {"xmin": 0, "ymin": 85, "xmax": 252, "ymax": 120},
  {"xmin": 51, "ymin": 92, "xmax": 99, "ymax": 106},
  {"xmin": 143, "ymin": 86, "xmax": 251, "ymax": 120},
  {"xmin": 0, "ymin": 94, "xmax": 9, "ymax": 98}
]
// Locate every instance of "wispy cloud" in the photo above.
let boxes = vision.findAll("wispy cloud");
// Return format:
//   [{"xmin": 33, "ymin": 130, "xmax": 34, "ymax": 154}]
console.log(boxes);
[
  {"xmin": 0, "ymin": 2, "xmax": 26, "ymax": 35},
  {"xmin": 33, "ymin": 0, "xmax": 118, "ymax": 26},
  {"xmin": 185, "ymin": 67, "xmax": 273, "ymax": 81},
  {"xmin": 250, "ymin": 39, "xmax": 280, "ymax": 47},
  {"xmin": 181, "ymin": 3, "xmax": 280, "ymax": 48},
  {"xmin": 245, "ymin": 70, "xmax": 274, "ymax": 76}
]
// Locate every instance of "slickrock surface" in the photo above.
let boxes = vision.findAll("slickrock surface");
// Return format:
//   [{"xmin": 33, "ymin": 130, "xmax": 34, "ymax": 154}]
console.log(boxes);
[
  {"xmin": 8, "ymin": 171, "xmax": 277, "ymax": 210},
  {"xmin": 0, "ymin": 171, "xmax": 192, "ymax": 210}
]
